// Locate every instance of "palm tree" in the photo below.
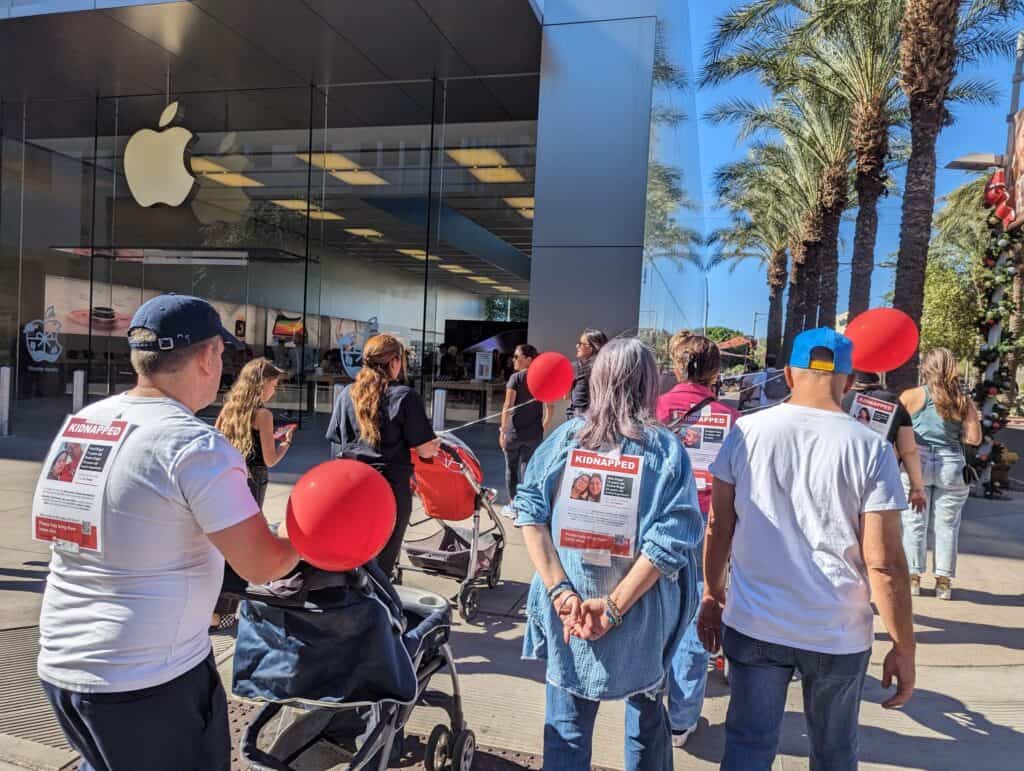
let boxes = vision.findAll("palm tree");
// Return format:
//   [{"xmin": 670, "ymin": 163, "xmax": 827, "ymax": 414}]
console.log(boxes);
[
  {"xmin": 704, "ymin": 0, "xmax": 1013, "ymax": 343},
  {"xmin": 890, "ymin": 0, "xmax": 1022, "ymax": 389},
  {"xmin": 706, "ymin": 83, "xmax": 853, "ymax": 329},
  {"xmin": 708, "ymin": 152, "xmax": 794, "ymax": 361}
]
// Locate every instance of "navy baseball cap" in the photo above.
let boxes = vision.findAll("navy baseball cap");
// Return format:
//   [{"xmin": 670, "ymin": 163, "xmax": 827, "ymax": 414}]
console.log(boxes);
[
  {"xmin": 789, "ymin": 327, "xmax": 853, "ymax": 375},
  {"xmin": 128, "ymin": 294, "xmax": 243, "ymax": 352}
]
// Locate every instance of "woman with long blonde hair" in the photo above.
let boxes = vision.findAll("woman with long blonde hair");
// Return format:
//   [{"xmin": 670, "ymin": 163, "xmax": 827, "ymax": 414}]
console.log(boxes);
[
  {"xmin": 326, "ymin": 334, "xmax": 439, "ymax": 575},
  {"xmin": 216, "ymin": 357, "xmax": 293, "ymax": 507},
  {"xmin": 213, "ymin": 357, "xmax": 292, "ymax": 626},
  {"xmin": 899, "ymin": 348, "xmax": 982, "ymax": 600}
]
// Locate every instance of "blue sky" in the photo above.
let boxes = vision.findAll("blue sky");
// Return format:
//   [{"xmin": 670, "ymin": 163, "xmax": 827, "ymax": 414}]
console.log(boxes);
[{"xmin": 663, "ymin": 2, "xmax": 1022, "ymax": 336}]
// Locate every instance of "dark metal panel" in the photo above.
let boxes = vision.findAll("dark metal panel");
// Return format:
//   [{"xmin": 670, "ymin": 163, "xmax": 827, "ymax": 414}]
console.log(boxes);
[
  {"xmin": 303, "ymin": 0, "xmax": 472, "ymax": 81},
  {"xmin": 415, "ymin": 0, "xmax": 541, "ymax": 75},
  {"xmin": 192, "ymin": 0, "xmax": 385, "ymax": 86},
  {"xmin": 531, "ymin": 15, "xmax": 655, "ymax": 248},
  {"xmin": 102, "ymin": 2, "xmax": 303, "ymax": 91}
]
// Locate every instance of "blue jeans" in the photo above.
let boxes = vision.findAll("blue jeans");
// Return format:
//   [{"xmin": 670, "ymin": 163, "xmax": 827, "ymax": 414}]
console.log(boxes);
[
  {"xmin": 901, "ymin": 445, "xmax": 969, "ymax": 578},
  {"xmin": 721, "ymin": 626, "xmax": 870, "ymax": 771},
  {"xmin": 669, "ymin": 574, "xmax": 708, "ymax": 732},
  {"xmin": 544, "ymin": 683, "xmax": 672, "ymax": 771}
]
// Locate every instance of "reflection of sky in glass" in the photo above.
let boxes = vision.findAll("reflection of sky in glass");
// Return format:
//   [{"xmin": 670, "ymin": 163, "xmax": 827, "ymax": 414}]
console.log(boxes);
[{"xmin": 640, "ymin": 1, "xmax": 704, "ymax": 341}]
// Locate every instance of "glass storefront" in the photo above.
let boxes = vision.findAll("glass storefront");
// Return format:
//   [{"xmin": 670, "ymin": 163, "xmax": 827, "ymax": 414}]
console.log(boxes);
[{"xmin": 0, "ymin": 75, "xmax": 537, "ymax": 434}]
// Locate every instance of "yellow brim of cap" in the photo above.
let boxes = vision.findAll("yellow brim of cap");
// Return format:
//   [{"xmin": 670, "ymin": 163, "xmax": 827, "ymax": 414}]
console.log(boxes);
[{"xmin": 809, "ymin": 360, "xmax": 835, "ymax": 372}]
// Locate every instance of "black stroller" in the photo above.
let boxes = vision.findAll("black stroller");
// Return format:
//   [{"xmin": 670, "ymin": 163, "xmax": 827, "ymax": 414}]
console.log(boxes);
[{"xmin": 232, "ymin": 561, "xmax": 475, "ymax": 771}]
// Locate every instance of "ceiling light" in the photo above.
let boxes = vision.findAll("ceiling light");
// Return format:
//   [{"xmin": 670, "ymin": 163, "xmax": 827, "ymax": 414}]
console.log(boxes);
[
  {"xmin": 397, "ymin": 248, "xmax": 440, "ymax": 261},
  {"xmin": 332, "ymin": 170, "xmax": 389, "ymax": 186},
  {"xmin": 503, "ymin": 197, "xmax": 535, "ymax": 209},
  {"xmin": 518, "ymin": 208, "xmax": 534, "ymax": 219},
  {"xmin": 469, "ymin": 276, "xmax": 498, "ymax": 284},
  {"xmin": 447, "ymin": 148, "xmax": 509, "ymax": 167},
  {"xmin": 345, "ymin": 228, "xmax": 384, "ymax": 238},
  {"xmin": 493, "ymin": 286, "xmax": 519, "ymax": 293},
  {"xmin": 269, "ymin": 199, "xmax": 343, "ymax": 220},
  {"xmin": 440, "ymin": 264, "xmax": 472, "ymax": 274},
  {"xmin": 270, "ymin": 199, "xmax": 313, "ymax": 211},
  {"xmin": 469, "ymin": 167, "xmax": 525, "ymax": 184},
  {"xmin": 297, "ymin": 152, "xmax": 359, "ymax": 171},
  {"xmin": 190, "ymin": 157, "xmax": 262, "ymax": 188}
]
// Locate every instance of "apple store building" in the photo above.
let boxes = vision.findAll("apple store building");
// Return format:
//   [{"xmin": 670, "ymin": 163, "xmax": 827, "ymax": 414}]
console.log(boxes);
[{"xmin": 0, "ymin": 0, "xmax": 701, "ymax": 438}]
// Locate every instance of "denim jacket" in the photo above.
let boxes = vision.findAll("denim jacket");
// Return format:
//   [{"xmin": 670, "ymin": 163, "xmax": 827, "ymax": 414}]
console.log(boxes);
[{"xmin": 514, "ymin": 419, "xmax": 703, "ymax": 701}]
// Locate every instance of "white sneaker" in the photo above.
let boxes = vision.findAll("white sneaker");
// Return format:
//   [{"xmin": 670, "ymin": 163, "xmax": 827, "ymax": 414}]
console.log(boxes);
[
  {"xmin": 500, "ymin": 504, "xmax": 517, "ymax": 520},
  {"xmin": 671, "ymin": 725, "xmax": 697, "ymax": 748}
]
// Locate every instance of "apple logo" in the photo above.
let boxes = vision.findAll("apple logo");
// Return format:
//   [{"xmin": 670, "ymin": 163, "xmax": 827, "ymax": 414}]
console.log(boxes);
[{"xmin": 124, "ymin": 101, "xmax": 197, "ymax": 208}]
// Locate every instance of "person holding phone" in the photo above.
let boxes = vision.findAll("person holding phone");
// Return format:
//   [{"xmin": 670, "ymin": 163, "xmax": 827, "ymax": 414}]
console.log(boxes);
[{"xmin": 217, "ymin": 358, "xmax": 294, "ymax": 509}]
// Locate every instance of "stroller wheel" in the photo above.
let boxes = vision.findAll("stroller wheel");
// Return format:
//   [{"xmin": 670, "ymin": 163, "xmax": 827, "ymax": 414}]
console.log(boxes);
[
  {"xmin": 452, "ymin": 729, "xmax": 476, "ymax": 771},
  {"xmin": 424, "ymin": 724, "xmax": 453, "ymax": 771},
  {"xmin": 458, "ymin": 586, "xmax": 480, "ymax": 621}
]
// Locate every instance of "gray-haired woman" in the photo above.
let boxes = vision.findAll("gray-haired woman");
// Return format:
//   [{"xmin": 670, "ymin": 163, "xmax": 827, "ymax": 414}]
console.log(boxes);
[{"xmin": 514, "ymin": 337, "xmax": 704, "ymax": 771}]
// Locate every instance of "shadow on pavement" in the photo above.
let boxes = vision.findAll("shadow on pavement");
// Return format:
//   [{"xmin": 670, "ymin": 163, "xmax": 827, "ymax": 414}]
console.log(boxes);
[
  {"xmin": 904, "ymin": 613, "xmax": 1024, "ymax": 650},
  {"xmin": 0, "ymin": 564, "xmax": 48, "ymax": 594}
]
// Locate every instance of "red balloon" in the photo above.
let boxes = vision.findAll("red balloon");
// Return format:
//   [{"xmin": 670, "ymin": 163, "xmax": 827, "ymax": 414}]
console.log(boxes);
[
  {"xmin": 845, "ymin": 308, "xmax": 919, "ymax": 373},
  {"xmin": 527, "ymin": 351, "xmax": 575, "ymax": 403},
  {"xmin": 285, "ymin": 460, "xmax": 396, "ymax": 572}
]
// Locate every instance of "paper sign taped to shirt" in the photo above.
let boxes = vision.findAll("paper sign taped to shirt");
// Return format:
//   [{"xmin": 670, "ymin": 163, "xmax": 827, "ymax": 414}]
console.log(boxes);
[
  {"xmin": 848, "ymin": 393, "xmax": 897, "ymax": 439},
  {"xmin": 32, "ymin": 417, "xmax": 133, "ymax": 554},
  {"xmin": 666, "ymin": 409, "xmax": 731, "ymax": 491},
  {"xmin": 553, "ymin": 448, "xmax": 643, "ymax": 564}
]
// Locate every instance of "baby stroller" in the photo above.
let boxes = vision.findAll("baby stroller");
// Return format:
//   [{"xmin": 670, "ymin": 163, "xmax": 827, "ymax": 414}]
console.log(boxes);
[
  {"xmin": 233, "ymin": 561, "xmax": 475, "ymax": 771},
  {"xmin": 403, "ymin": 432, "xmax": 506, "ymax": 622}
]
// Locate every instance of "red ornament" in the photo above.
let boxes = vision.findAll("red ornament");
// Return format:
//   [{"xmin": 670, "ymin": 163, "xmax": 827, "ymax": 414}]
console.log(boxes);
[
  {"xmin": 996, "ymin": 201, "xmax": 1015, "ymax": 224},
  {"xmin": 526, "ymin": 351, "xmax": 576, "ymax": 403},
  {"xmin": 986, "ymin": 170, "xmax": 1008, "ymax": 206},
  {"xmin": 989, "ymin": 386, "xmax": 999, "ymax": 396},
  {"xmin": 844, "ymin": 308, "xmax": 919, "ymax": 374},
  {"xmin": 285, "ymin": 460, "xmax": 396, "ymax": 572}
]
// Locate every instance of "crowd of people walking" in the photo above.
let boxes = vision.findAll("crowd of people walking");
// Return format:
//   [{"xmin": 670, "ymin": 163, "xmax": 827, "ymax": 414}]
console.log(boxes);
[{"xmin": 29, "ymin": 294, "xmax": 984, "ymax": 771}]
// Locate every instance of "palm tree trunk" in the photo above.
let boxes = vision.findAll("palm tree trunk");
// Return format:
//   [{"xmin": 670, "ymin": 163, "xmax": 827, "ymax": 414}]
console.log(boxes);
[
  {"xmin": 817, "ymin": 214, "xmax": 840, "ymax": 329},
  {"xmin": 802, "ymin": 241, "xmax": 822, "ymax": 331},
  {"xmin": 783, "ymin": 242, "xmax": 808, "ymax": 361},
  {"xmin": 890, "ymin": 98, "xmax": 944, "ymax": 390},
  {"xmin": 766, "ymin": 248, "xmax": 788, "ymax": 362},
  {"xmin": 849, "ymin": 174, "xmax": 885, "ymax": 318},
  {"xmin": 849, "ymin": 103, "xmax": 890, "ymax": 319}
]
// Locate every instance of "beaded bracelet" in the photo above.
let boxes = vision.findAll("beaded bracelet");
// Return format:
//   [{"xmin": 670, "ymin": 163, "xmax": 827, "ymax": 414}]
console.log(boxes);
[{"xmin": 604, "ymin": 594, "xmax": 624, "ymax": 628}]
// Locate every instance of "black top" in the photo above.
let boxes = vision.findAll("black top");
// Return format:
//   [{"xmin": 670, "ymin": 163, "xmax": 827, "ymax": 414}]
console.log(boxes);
[
  {"xmin": 841, "ymin": 387, "xmax": 912, "ymax": 445},
  {"xmin": 506, "ymin": 370, "xmax": 543, "ymax": 442},
  {"xmin": 326, "ymin": 384, "xmax": 436, "ymax": 486},
  {"xmin": 246, "ymin": 428, "xmax": 266, "ymax": 471},
  {"xmin": 567, "ymin": 359, "xmax": 592, "ymax": 419}
]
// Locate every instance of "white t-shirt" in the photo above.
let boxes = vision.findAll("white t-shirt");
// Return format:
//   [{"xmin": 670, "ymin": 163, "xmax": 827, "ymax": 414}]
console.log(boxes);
[
  {"xmin": 38, "ymin": 395, "xmax": 260, "ymax": 693},
  {"xmin": 709, "ymin": 403, "xmax": 907, "ymax": 654}
]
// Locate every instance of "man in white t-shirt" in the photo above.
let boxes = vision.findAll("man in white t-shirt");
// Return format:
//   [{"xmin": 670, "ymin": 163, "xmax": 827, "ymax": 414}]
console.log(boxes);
[
  {"xmin": 37, "ymin": 295, "xmax": 299, "ymax": 771},
  {"xmin": 699, "ymin": 328, "xmax": 915, "ymax": 771}
]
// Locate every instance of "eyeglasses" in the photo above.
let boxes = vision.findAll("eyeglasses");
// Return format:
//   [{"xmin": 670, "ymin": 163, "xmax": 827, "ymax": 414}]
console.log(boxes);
[{"xmin": 576, "ymin": 341, "xmax": 590, "ymax": 348}]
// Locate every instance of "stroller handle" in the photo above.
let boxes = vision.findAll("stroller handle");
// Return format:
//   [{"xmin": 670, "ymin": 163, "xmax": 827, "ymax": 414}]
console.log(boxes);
[{"xmin": 439, "ymin": 442, "xmax": 464, "ymax": 466}]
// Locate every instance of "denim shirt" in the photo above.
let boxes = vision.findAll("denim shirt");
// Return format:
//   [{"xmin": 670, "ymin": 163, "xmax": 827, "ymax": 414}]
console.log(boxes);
[{"xmin": 514, "ymin": 419, "xmax": 704, "ymax": 701}]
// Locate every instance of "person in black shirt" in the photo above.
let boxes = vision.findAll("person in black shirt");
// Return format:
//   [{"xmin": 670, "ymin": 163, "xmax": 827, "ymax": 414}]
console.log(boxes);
[
  {"xmin": 841, "ymin": 371, "xmax": 926, "ymax": 512},
  {"xmin": 326, "ymin": 334, "xmax": 440, "ymax": 576},
  {"xmin": 499, "ymin": 344, "xmax": 553, "ymax": 517},
  {"xmin": 567, "ymin": 328, "xmax": 608, "ymax": 418}
]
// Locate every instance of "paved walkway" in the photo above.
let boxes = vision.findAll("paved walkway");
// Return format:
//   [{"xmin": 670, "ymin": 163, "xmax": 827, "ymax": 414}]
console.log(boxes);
[{"xmin": 0, "ymin": 423, "xmax": 1022, "ymax": 770}]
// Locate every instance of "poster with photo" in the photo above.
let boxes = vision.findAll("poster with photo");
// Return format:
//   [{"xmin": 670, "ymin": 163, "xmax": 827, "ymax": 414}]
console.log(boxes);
[
  {"xmin": 43, "ymin": 274, "xmax": 158, "ymax": 337},
  {"xmin": 32, "ymin": 417, "xmax": 133, "ymax": 554},
  {"xmin": 665, "ymin": 409, "xmax": 731, "ymax": 491},
  {"xmin": 848, "ymin": 393, "xmax": 897, "ymax": 438},
  {"xmin": 552, "ymin": 448, "xmax": 644, "ymax": 565}
]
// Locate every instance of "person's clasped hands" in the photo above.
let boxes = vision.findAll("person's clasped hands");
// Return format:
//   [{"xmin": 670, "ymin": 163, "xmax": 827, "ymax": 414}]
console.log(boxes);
[{"xmin": 550, "ymin": 582, "xmax": 619, "ymax": 643}]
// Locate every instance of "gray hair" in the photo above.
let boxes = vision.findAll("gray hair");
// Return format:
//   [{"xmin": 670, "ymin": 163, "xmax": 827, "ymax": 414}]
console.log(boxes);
[
  {"xmin": 129, "ymin": 329, "xmax": 217, "ymax": 377},
  {"xmin": 576, "ymin": 337, "xmax": 659, "ymax": 449}
]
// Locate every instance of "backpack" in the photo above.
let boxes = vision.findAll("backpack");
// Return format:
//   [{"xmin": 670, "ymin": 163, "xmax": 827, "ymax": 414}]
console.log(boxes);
[{"xmin": 762, "ymin": 369, "xmax": 790, "ymax": 402}]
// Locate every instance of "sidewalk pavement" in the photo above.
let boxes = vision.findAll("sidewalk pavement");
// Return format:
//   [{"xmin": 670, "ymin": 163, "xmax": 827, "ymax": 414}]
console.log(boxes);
[{"xmin": 0, "ymin": 423, "xmax": 1023, "ymax": 770}]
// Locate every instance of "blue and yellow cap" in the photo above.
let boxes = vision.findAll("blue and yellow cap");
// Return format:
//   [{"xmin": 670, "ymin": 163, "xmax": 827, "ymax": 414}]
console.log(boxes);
[{"xmin": 789, "ymin": 327, "xmax": 853, "ymax": 375}]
